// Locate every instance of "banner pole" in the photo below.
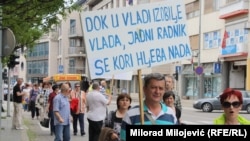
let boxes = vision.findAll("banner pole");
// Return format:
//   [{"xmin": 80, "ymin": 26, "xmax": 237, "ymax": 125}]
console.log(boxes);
[
  {"xmin": 110, "ymin": 75, "xmax": 114, "ymax": 95},
  {"xmin": 137, "ymin": 69, "xmax": 144, "ymax": 124}
]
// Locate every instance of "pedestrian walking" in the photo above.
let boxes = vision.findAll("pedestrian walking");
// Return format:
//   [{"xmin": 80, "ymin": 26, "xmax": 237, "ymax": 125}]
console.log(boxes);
[
  {"xmin": 29, "ymin": 84, "xmax": 40, "ymax": 119},
  {"xmin": 70, "ymin": 82, "xmax": 86, "ymax": 136},
  {"xmin": 86, "ymin": 82, "xmax": 112, "ymax": 141},
  {"xmin": 46, "ymin": 84, "xmax": 59, "ymax": 136},
  {"xmin": 12, "ymin": 78, "xmax": 27, "ymax": 130},
  {"xmin": 22, "ymin": 83, "xmax": 32, "ymax": 112},
  {"xmin": 36, "ymin": 82, "xmax": 51, "ymax": 121},
  {"xmin": 53, "ymin": 83, "xmax": 71, "ymax": 141}
]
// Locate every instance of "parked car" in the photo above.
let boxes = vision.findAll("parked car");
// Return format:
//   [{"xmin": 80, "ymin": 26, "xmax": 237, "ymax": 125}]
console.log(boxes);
[
  {"xmin": 3, "ymin": 87, "xmax": 13, "ymax": 102},
  {"xmin": 193, "ymin": 90, "xmax": 250, "ymax": 114}
]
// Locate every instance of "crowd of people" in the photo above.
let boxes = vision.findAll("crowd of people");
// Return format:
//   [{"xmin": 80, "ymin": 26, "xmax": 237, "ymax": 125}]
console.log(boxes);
[{"xmin": 9, "ymin": 73, "xmax": 250, "ymax": 141}]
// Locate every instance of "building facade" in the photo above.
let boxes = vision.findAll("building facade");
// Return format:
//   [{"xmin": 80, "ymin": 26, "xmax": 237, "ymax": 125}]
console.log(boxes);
[
  {"xmin": 181, "ymin": 0, "xmax": 250, "ymax": 99},
  {"xmin": 22, "ymin": 0, "xmax": 250, "ymax": 99}
]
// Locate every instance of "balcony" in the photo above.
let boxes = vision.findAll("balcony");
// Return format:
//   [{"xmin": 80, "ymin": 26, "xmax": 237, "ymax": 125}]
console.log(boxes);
[
  {"xmin": 68, "ymin": 47, "xmax": 86, "ymax": 57},
  {"xmin": 68, "ymin": 27, "xmax": 83, "ymax": 38},
  {"xmin": 220, "ymin": 43, "xmax": 248, "ymax": 58},
  {"xmin": 86, "ymin": 0, "xmax": 100, "ymax": 6},
  {"xmin": 219, "ymin": 0, "xmax": 249, "ymax": 19},
  {"xmin": 68, "ymin": 67, "xmax": 86, "ymax": 74}
]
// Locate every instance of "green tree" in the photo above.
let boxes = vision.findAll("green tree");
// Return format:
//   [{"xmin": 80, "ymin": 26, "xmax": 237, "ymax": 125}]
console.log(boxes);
[{"xmin": 1, "ymin": 0, "xmax": 80, "ymax": 51}]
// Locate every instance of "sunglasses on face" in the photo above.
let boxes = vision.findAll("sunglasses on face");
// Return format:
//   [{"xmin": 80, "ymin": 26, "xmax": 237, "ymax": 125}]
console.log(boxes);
[{"xmin": 222, "ymin": 101, "xmax": 241, "ymax": 108}]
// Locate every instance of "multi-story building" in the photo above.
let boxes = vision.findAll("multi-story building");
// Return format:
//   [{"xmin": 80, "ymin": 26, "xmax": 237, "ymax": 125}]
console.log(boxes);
[
  {"xmin": 25, "ymin": 31, "xmax": 58, "ymax": 84},
  {"xmin": 23, "ymin": 0, "xmax": 250, "ymax": 99},
  {"xmin": 181, "ymin": 0, "xmax": 250, "ymax": 99}
]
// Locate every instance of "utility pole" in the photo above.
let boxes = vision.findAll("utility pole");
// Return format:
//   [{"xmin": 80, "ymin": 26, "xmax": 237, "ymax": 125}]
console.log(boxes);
[
  {"xmin": 0, "ymin": 5, "xmax": 3, "ymax": 128},
  {"xmin": 7, "ymin": 67, "xmax": 11, "ymax": 117},
  {"xmin": 197, "ymin": 0, "xmax": 202, "ymax": 99}
]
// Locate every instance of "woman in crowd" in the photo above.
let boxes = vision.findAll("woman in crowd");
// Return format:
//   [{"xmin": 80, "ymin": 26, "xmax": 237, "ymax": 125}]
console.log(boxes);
[
  {"xmin": 46, "ymin": 84, "xmax": 59, "ymax": 136},
  {"xmin": 102, "ymin": 93, "xmax": 132, "ymax": 141},
  {"xmin": 29, "ymin": 83, "xmax": 40, "ymax": 119},
  {"xmin": 70, "ymin": 82, "xmax": 86, "ymax": 136},
  {"xmin": 35, "ymin": 82, "xmax": 51, "ymax": 120},
  {"xmin": 163, "ymin": 91, "xmax": 181, "ymax": 124},
  {"xmin": 214, "ymin": 88, "xmax": 250, "ymax": 125},
  {"xmin": 22, "ymin": 83, "xmax": 32, "ymax": 111}
]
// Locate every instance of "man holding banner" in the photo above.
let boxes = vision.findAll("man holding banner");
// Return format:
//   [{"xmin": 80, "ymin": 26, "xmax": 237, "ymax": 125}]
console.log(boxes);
[{"xmin": 120, "ymin": 73, "xmax": 177, "ymax": 141}]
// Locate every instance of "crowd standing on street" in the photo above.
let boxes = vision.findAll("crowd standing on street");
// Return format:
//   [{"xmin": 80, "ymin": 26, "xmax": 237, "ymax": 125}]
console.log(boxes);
[
  {"xmin": 29, "ymin": 83, "xmax": 40, "ymax": 119},
  {"xmin": 165, "ymin": 75, "xmax": 182, "ymax": 111},
  {"xmin": 53, "ymin": 83, "xmax": 71, "ymax": 141},
  {"xmin": 213, "ymin": 88, "xmax": 250, "ymax": 125},
  {"xmin": 7, "ymin": 72, "xmax": 250, "ymax": 141},
  {"xmin": 12, "ymin": 78, "xmax": 27, "ymax": 130},
  {"xmin": 102, "ymin": 93, "xmax": 132, "ymax": 141},
  {"xmin": 120, "ymin": 73, "xmax": 177, "ymax": 141},
  {"xmin": 70, "ymin": 82, "xmax": 86, "ymax": 136},
  {"xmin": 46, "ymin": 84, "xmax": 59, "ymax": 136},
  {"xmin": 22, "ymin": 83, "xmax": 32, "ymax": 111},
  {"xmin": 86, "ymin": 82, "xmax": 112, "ymax": 141},
  {"xmin": 36, "ymin": 82, "xmax": 52, "ymax": 121},
  {"xmin": 163, "ymin": 91, "xmax": 182, "ymax": 124}
]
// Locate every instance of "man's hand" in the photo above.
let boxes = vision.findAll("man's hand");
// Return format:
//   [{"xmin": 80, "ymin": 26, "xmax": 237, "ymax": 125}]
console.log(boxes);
[
  {"xmin": 58, "ymin": 117, "xmax": 64, "ymax": 123},
  {"xmin": 111, "ymin": 132, "xmax": 119, "ymax": 140}
]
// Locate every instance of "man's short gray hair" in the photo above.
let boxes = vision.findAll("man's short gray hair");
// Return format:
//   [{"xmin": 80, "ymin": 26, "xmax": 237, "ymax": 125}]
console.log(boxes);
[
  {"xmin": 144, "ymin": 73, "xmax": 165, "ymax": 87},
  {"xmin": 92, "ymin": 82, "xmax": 100, "ymax": 90}
]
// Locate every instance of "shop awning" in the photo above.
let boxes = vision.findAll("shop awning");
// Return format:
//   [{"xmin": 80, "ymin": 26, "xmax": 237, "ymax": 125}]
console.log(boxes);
[
  {"xmin": 203, "ymin": 63, "xmax": 213, "ymax": 74},
  {"xmin": 181, "ymin": 65, "xmax": 194, "ymax": 74},
  {"xmin": 43, "ymin": 76, "xmax": 51, "ymax": 82}
]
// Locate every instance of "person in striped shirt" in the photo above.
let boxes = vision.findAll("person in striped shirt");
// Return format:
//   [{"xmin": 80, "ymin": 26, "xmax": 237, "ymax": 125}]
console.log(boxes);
[{"xmin": 120, "ymin": 73, "xmax": 177, "ymax": 141}]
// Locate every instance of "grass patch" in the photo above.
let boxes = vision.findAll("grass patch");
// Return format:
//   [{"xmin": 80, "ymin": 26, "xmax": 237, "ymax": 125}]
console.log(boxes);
[{"xmin": 24, "ymin": 118, "xmax": 37, "ymax": 141}]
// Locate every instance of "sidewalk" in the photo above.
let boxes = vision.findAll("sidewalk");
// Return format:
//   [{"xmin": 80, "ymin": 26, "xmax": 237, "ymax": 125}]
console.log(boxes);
[{"xmin": 0, "ymin": 101, "xmax": 29, "ymax": 141}]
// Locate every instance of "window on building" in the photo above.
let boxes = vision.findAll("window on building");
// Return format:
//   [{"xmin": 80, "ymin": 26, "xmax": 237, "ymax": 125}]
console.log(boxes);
[
  {"xmin": 69, "ymin": 59, "xmax": 76, "ymax": 73},
  {"xmin": 204, "ymin": 0, "xmax": 220, "ymax": 14},
  {"xmin": 138, "ymin": 0, "xmax": 150, "ymax": 4},
  {"xmin": 70, "ymin": 19, "xmax": 76, "ymax": 34},
  {"xmin": 204, "ymin": 76, "xmax": 221, "ymax": 98},
  {"xmin": 69, "ymin": 39, "xmax": 76, "ymax": 47},
  {"xmin": 186, "ymin": 1, "xmax": 200, "ymax": 19},
  {"xmin": 59, "ymin": 39, "xmax": 62, "ymax": 55},
  {"xmin": 189, "ymin": 35, "xmax": 199, "ymax": 50},
  {"xmin": 27, "ymin": 42, "xmax": 49, "ymax": 57},
  {"xmin": 58, "ymin": 23, "xmax": 62, "ymax": 36},
  {"xmin": 226, "ymin": 0, "xmax": 238, "ymax": 4},
  {"xmin": 203, "ymin": 30, "xmax": 221, "ymax": 49},
  {"xmin": 27, "ymin": 60, "xmax": 48, "ymax": 75}
]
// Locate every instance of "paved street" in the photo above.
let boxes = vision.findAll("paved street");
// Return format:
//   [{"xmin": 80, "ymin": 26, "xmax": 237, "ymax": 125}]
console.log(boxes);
[{"xmin": 1, "ymin": 96, "xmax": 250, "ymax": 141}]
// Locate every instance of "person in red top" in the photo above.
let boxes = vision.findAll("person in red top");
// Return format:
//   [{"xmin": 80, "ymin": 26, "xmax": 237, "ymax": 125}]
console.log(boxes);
[
  {"xmin": 46, "ymin": 84, "xmax": 59, "ymax": 136},
  {"xmin": 70, "ymin": 82, "xmax": 87, "ymax": 136}
]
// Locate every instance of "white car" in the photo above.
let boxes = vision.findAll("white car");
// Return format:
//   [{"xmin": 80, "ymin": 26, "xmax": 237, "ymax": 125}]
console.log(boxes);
[{"xmin": 3, "ymin": 85, "xmax": 13, "ymax": 101}]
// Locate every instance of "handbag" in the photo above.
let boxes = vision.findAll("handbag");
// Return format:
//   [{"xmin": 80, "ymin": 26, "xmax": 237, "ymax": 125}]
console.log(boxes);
[
  {"xmin": 40, "ymin": 118, "xmax": 50, "ymax": 128},
  {"xmin": 70, "ymin": 98, "xmax": 79, "ymax": 113},
  {"xmin": 98, "ymin": 127, "xmax": 117, "ymax": 141},
  {"xmin": 70, "ymin": 92, "xmax": 79, "ymax": 113}
]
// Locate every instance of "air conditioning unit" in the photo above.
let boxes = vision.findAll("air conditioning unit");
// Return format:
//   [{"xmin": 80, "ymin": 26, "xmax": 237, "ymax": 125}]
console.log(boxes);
[
  {"xmin": 231, "ymin": 63, "xmax": 242, "ymax": 72},
  {"xmin": 244, "ymin": 21, "xmax": 250, "ymax": 29}
]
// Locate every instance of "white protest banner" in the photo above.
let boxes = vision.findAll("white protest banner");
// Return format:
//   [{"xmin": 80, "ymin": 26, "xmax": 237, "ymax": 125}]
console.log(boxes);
[
  {"xmin": 81, "ymin": 0, "xmax": 192, "ymax": 79},
  {"xmin": 95, "ymin": 71, "xmax": 133, "ymax": 80}
]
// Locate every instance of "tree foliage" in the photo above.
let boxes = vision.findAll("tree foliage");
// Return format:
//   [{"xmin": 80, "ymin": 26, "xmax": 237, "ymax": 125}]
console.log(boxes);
[{"xmin": 1, "ymin": 0, "xmax": 80, "ymax": 49}]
